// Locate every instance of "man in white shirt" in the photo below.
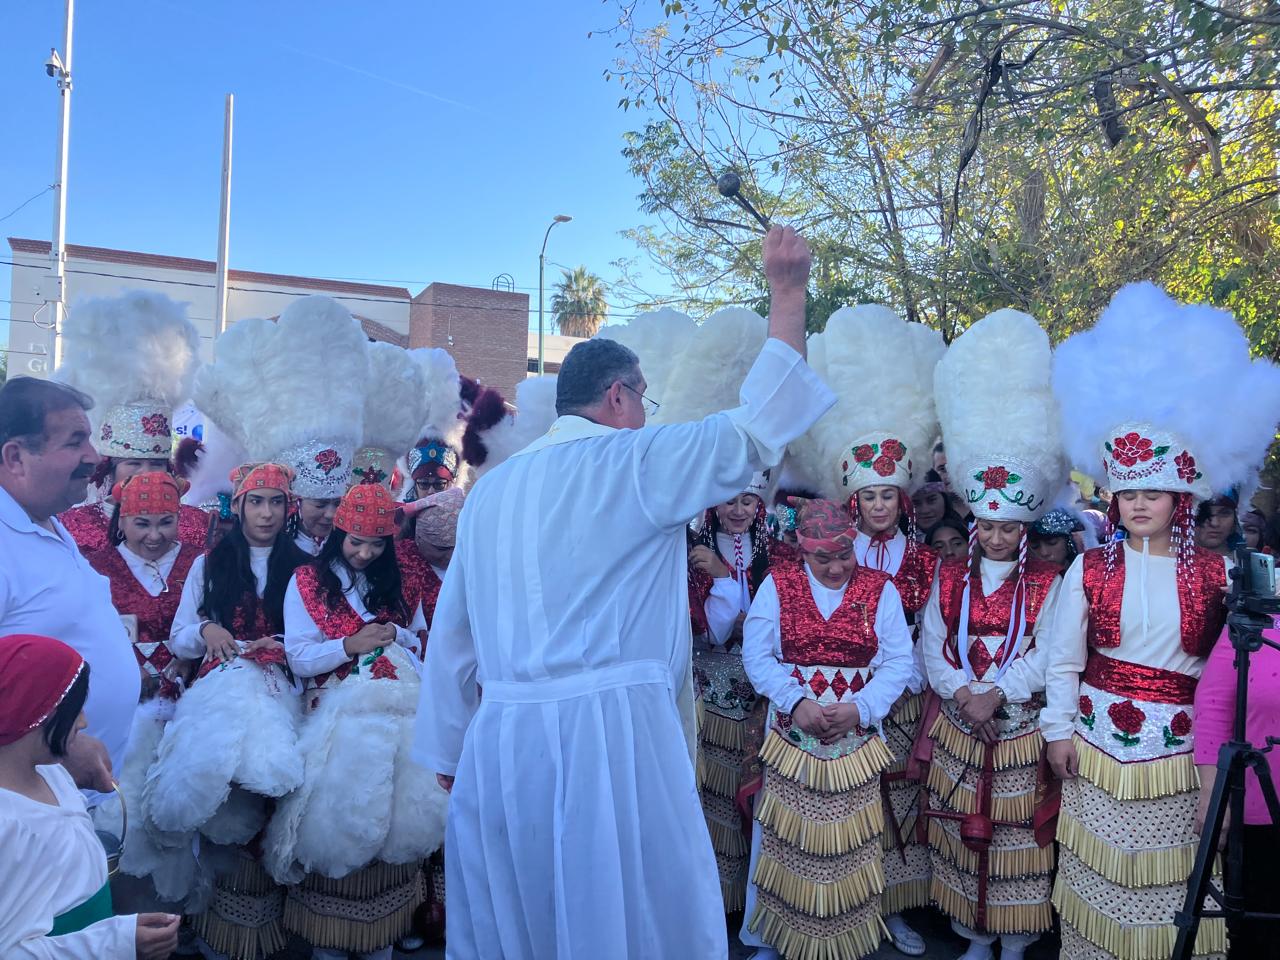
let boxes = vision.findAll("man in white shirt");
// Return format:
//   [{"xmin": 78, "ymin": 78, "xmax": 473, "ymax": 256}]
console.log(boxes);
[
  {"xmin": 0, "ymin": 377, "xmax": 136, "ymax": 795},
  {"xmin": 414, "ymin": 227, "xmax": 835, "ymax": 959}
]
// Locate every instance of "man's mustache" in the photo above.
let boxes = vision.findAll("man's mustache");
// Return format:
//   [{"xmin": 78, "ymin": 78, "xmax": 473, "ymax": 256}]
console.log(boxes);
[{"xmin": 71, "ymin": 465, "xmax": 94, "ymax": 479}]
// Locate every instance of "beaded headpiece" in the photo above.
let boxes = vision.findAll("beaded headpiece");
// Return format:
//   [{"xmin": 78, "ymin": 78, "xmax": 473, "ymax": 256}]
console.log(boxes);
[{"xmin": 353, "ymin": 342, "xmax": 431, "ymax": 491}]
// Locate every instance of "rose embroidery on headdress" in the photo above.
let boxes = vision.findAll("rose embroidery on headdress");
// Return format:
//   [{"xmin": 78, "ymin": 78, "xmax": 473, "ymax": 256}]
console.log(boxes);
[
  {"xmin": 140, "ymin": 413, "xmax": 170, "ymax": 438},
  {"xmin": 980, "ymin": 466, "xmax": 1012, "ymax": 490},
  {"xmin": 879, "ymin": 439, "xmax": 905, "ymax": 461},
  {"xmin": 1174, "ymin": 450, "xmax": 1201, "ymax": 483},
  {"xmin": 101, "ymin": 424, "xmax": 114, "ymax": 441},
  {"xmin": 1107, "ymin": 432, "xmax": 1167, "ymax": 468},
  {"xmin": 314, "ymin": 448, "xmax": 342, "ymax": 475}
]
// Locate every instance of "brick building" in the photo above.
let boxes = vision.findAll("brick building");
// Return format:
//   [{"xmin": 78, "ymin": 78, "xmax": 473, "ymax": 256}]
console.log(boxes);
[{"xmin": 6, "ymin": 238, "xmax": 531, "ymax": 402}]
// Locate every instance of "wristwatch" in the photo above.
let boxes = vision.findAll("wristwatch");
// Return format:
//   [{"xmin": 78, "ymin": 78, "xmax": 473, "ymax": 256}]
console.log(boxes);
[{"xmin": 992, "ymin": 686, "xmax": 1008, "ymax": 707}]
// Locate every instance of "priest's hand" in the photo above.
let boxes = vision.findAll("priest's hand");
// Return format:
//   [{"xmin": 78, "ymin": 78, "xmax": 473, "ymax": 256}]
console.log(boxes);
[
  {"xmin": 763, "ymin": 226, "xmax": 810, "ymax": 357},
  {"xmin": 200, "ymin": 622, "xmax": 240, "ymax": 662},
  {"xmin": 61, "ymin": 733, "xmax": 114, "ymax": 793},
  {"xmin": 1047, "ymin": 739, "xmax": 1079, "ymax": 780},
  {"xmin": 135, "ymin": 912, "xmax": 181, "ymax": 959},
  {"xmin": 820, "ymin": 702, "xmax": 862, "ymax": 742},
  {"xmin": 791, "ymin": 698, "xmax": 830, "ymax": 737},
  {"xmin": 344, "ymin": 622, "xmax": 396, "ymax": 657},
  {"xmin": 437, "ymin": 774, "xmax": 455, "ymax": 793},
  {"xmin": 689, "ymin": 545, "xmax": 731, "ymax": 579}
]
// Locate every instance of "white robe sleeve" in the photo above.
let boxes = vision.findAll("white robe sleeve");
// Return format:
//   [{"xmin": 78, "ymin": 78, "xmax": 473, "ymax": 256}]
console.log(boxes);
[
  {"xmin": 995, "ymin": 574, "xmax": 1063, "ymax": 704},
  {"xmin": 1040, "ymin": 556, "xmax": 1089, "ymax": 742},
  {"xmin": 634, "ymin": 340, "xmax": 835, "ymax": 531},
  {"xmin": 282, "ymin": 575, "xmax": 352, "ymax": 679},
  {"xmin": 921, "ymin": 573, "xmax": 967, "ymax": 699},
  {"xmin": 850, "ymin": 582, "xmax": 914, "ymax": 728},
  {"xmin": 906, "ymin": 631, "xmax": 928, "ymax": 695},
  {"xmin": 168, "ymin": 553, "xmax": 208, "ymax": 659},
  {"xmin": 393, "ymin": 602, "xmax": 428, "ymax": 661},
  {"xmin": 414, "ymin": 536, "xmax": 479, "ymax": 778},
  {"xmin": 740, "ymin": 575, "xmax": 804, "ymax": 713},
  {"xmin": 704, "ymin": 576, "xmax": 742, "ymax": 647},
  {"xmin": 0, "ymin": 821, "xmax": 137, "ymax": 960}
]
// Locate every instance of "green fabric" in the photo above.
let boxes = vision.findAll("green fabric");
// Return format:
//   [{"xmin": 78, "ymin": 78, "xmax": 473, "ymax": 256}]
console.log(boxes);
[{"xmin": 49, "ymin": 880, "xmax": 114, "ymax": 936}]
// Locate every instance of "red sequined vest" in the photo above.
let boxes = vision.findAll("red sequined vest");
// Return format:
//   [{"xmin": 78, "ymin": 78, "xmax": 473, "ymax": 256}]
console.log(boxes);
[
  {"xmin": 772, "ymin": 558, "xmax": 889, "ymax": 667},
  {"xmin": 396, "ymin": 539, "xmax": 443, "ymax": 622},
  {"xmin": 90, "ymin": 543, "xmax": 200, "ymax": 676},
  {"xmin": 893, "ymin": 539, "xmax": 938, "ymax": 616},
  {"xmin": 1081, "ymin": 545, "xmax": 1226, "ymax": 658},
  {"xmin": 293, "ymin": 564, "xmax": 405, "ymax": 687},
  {"xmin": 937, "ymin": 557, "xmax": 1060, "ymax": 678}
]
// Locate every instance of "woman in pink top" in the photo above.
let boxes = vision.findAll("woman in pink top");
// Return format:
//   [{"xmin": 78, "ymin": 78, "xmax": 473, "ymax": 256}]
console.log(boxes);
[{"xmin": 1194, "ymin": 621, "xmax": 1280, "ymax": 959}]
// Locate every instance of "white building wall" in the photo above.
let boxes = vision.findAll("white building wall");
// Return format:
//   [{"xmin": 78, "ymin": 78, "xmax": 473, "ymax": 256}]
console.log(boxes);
[{"xmin": 7, "ymin": 248, "xmax": 409, "ymax": 378}]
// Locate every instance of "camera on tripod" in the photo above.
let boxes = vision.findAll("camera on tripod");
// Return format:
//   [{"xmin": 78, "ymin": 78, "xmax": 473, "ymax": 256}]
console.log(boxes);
[{"xmin": 1225, "ymin": 545, "xmax": 1280, "ymax": 619}]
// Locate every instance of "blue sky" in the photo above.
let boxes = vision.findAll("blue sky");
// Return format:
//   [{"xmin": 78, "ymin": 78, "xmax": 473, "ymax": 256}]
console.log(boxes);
[{"xmin": 0, "ymin": 1, "xmax": 673, "ymax": 348}]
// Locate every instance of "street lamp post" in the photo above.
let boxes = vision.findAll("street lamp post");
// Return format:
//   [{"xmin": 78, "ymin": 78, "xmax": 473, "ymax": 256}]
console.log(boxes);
[
  {"xmin": 46, "ymin": 0, "xmax": 75, "ymax": 372},
  {"xmin": 538, "ymin": 214, "xmax": 572, "ymax": 375}
]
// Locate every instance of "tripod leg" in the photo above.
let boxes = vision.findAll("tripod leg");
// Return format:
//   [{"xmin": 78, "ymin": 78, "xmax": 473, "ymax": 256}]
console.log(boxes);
[
  {"xmin": 1171, "ymin": 747, "xmax": 1234, "ymax": 960},
  {"xmin": 1247, "ymin": 750, "xmax": 1280, "ymax": 826}
]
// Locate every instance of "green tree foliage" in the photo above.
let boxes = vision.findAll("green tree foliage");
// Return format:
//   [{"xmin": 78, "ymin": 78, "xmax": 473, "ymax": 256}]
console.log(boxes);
[
  {"xmin": 608, "ymin": 0, "xmax": 1280, "ymax": 345},
  {"xmin": 551, "ymin": 266, "xmax": 611, "ymax": 338}
]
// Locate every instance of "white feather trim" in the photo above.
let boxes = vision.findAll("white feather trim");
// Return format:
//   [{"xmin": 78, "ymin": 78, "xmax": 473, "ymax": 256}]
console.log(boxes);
[
  {"xmin": 1053, "ymin": 282, "xmax": 1280, "ymax": 494},
  {"xmin": 191, "ymin": 297, "xmax": 369, "ymax": 461},
  {"xmin": 55, "ymin": 291, "xmax": 201, "ymax": 432},
  {"xmin": 653, "ymin": 307, "xmax": 767, "ymax": 425},
  {"xmin": 181, "ymin": 418, "xmax": 246, "ymax": 508},
  {"xmin": 264, "ymin": 644, "xmax": 444, "ymax": 883},
  {"xmin": 410, "ymin": 347, "xmax": 465, "ymax": 447},
  {"xmin": 362, "ymin": 342, "xmax": 430, "ymax": 457}
]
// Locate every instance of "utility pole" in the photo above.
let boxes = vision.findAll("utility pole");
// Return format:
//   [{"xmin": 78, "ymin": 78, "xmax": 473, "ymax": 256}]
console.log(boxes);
[
  {"xmin": 214, "ymin": 94, "xmax": 234, "ymax": 339},
  {"xmin": 537, "ymin": 214, "xmax": 572, "ymax": 374},
  {"xmin": 46, "ymin": 0, "xmax": 74, "ymax": 371}
]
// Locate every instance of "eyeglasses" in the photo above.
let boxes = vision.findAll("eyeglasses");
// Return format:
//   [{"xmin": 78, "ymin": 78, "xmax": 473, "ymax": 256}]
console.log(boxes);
[{"xmin": 620, "ymin": 382, "xmax": 660, "ymax": 418}]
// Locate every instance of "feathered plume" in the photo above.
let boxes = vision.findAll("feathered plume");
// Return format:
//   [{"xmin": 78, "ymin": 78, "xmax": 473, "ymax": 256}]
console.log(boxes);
[
  {"xmin": 181, "ymin": 419, "xmax": 246, "ymax": 508},
  {"xmin": 55, "ymin": 290, "xmax": 201, "ymax": 430},
  {"xmin": 935, "ymin": 308, "xmax": 1063, "ymax": 522},
  {"xmin": 192, "ymin": 297, "xmax": 368, "ymax": 463},
  {"xmin": 791, "ymin": 305, "xmax": 943, "ymax": 499},
  {"xmin": 409, "ymin": 347, "xmax": 465, "ymax": 448},
  {"xmin": 596, "ymin": 307, "xmax": 699, "ymax": 409},
  {"xmin": 652, "ymin": 307, "xmax": 767, "ymax": 425},
  {"xmin": 173, "ymin": 437, "xmax": 203, "ymax": 479},
  {"xmin": 362, "ymin": 342, "xmax": 429, "ymax": 458},
  {"xmin": 466, "ymin": 375, "xmax": 560, "ymax": 483},
  {"xmin": 1053, "ymin": 282, "xmax": 1280, "ymax": 496},
  {"xmin": 460, "ymin": 385, "xmax": 509, "ymax": 468}
]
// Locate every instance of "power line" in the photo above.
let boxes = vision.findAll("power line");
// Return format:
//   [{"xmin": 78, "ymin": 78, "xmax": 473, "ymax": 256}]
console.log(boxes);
[{"xmin": 0, "ymin": 187, "xmax": 53, "ymax": 225}]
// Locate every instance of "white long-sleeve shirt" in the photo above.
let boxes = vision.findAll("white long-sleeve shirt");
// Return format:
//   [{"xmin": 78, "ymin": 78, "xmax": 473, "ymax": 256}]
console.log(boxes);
[
  {"xmin": 0, "ymin": 765, "xmax": 136, "ymax": 959},
  {"xmin": 854, "ymin": 528, "xmax": 906, "ymax": 574},
  {"xmin": 169, "ymin": 545, "xmax": 274, "ymax": 658},
  {"xmin": 1039, "ymin": 545, "xmax": 1232, "ymax": 743},
  {"xmin": 282, "ymin": 565, "xmax": 426, "ymax": 678},
  {"xmin": 920, "ymin": 557, "xmax": 1062, "ymax": 703},
  {"xmin": 742, "ymin": 566, "xmax": 914, "ymax": 728},
  {"xmin": 702, "ymin": 531, "xmax": 754, "ymax": 646}
]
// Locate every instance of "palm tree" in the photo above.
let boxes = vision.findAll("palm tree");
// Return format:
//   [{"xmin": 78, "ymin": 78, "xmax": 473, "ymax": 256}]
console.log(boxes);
[{"xmin": 550, "ymin": 266, "xmax": 609, "ymax": 338}]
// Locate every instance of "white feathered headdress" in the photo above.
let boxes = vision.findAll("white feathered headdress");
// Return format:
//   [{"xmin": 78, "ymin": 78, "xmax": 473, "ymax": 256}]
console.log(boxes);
[
  {"xmin": 791, "ymin": 305, "xmax": 943, "ymax": 501},
  {"xmin": 465, "ymin": 375, "xmax": 560, "ymax": 484},
  {"xmin": 352, "ymin": 342, "xmax": 429, "ymax": 489},
  {"xmin": 55, "ymin": 290, "xmax": 200, "ymax": 459},
  {"xmin": 935, "ymin": 308, "xmax": 1063, "ymax": 523},
  {"xmin": 192, "ymin": 295, "xmax": 369, "ymax": 498},
  {"xmin": 1053, "ymin": 282, "xmax": 1280, "ymax": 502},
  {"xmin": 405, "ymin": 348, "xmax": 465, "ymax": 486}
]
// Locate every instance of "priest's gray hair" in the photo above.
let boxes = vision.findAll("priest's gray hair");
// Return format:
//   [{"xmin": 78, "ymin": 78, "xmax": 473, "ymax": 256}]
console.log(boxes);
[{"xmin": 555, "ymin": 339, "xmax": 642, "ymax": 416}]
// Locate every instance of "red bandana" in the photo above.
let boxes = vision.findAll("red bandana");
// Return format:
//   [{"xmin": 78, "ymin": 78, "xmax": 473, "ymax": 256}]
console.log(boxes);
[
  {"xmin": 230, "ymin": 462, "xmax": 295, "ymax": 503},
  {"xmin": 113, "ymin": 472, "xmax": 188, "ymax": 517},
  {"xmin": 335, "ymin": 483, "xmax": 399, "ymax": 538},
  {"xmin": 0, "ymin": 635, "xmax": 85, "ymax": 746}
]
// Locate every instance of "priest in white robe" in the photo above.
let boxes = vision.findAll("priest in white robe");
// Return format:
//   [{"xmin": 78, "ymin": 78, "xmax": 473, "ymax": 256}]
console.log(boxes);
[{"xmin": 413, "ymin": 227, "xmax": 835, "ymax": 960}]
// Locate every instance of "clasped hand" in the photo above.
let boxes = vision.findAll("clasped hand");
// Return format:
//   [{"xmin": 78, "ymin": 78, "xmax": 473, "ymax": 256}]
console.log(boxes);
[
  {"xmin": 954, "ymin": 687, "xmax": 1001, "ymax": 743},
  {"xmin": 344, "ymin": 621, "xmax": 398, "ymax": 656},
  {"xmin": 792, "ymin": 699, "xmax": 861, "ymax": 743}
]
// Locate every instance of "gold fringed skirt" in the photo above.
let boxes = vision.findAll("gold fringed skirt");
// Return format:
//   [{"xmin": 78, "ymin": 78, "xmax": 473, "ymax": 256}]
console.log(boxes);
[
  {"xmin": 694, "ymin": 646, "xmax": 757, "ymax": 913},
  {"xmin": 189, "ymin": 851, "xmax": 287, "ymax": 960},
  {"xmin": 1051, "ymin": 695, "xmax": 1226, "ymax": 960},
  {"xmin": 879, "ymin": 691, "xmax": 930, "ymax": 914},
  {"xmin": 283, "ymin": 860, "xmax": 425, "ymax": 954},
  {"xmin": 924, "ymin": 700, "xmax": 1053, "ymax": 937},
  {"xmin": 746, "ymin": 724, "xmax": 892, "ymax": 960}
]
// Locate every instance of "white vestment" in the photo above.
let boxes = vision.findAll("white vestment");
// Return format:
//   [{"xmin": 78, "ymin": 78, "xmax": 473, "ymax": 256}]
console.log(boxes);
[
  {"xmin": 413, "ymin": 338, "xmax": 834, "ymax": 960},
  {"xmin": 0, "ymin": 765, "xmax": 136, "ymax": 959}
]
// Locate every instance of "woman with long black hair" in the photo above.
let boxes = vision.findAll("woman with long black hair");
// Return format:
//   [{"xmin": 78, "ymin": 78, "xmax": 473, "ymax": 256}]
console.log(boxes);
[{"xmin": 268, "ymin": 483, "xmax": 444, "ymax": 960}]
